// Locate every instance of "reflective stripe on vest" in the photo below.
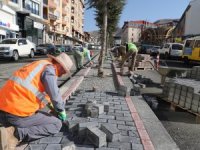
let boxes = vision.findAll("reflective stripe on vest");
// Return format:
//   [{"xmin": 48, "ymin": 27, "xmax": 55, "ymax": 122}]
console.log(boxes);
[{"xmin": 10, "ymin": 62, "xmax": 49, "ymax": 105}]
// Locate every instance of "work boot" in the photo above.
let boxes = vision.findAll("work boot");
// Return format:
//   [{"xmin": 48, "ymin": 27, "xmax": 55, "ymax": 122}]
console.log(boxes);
[{"xmin": 0, "ymin": 126, "xmax": 19, "ymax": 150}]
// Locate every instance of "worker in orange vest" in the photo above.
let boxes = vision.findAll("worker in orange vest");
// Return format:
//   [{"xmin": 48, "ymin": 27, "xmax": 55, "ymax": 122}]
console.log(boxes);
[{"xmin": 0, "ymin": 52, "xmax": 73, "ymax": 150}]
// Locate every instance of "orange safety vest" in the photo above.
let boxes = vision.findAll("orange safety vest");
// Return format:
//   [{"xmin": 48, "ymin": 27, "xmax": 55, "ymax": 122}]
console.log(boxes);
[{"xmin": 0, "ymin": 60, "xmax": 53, "ymax": 117}]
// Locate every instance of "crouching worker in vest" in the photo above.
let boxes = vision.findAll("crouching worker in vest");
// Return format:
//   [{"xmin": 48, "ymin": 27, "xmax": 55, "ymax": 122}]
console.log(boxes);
[
  {"xmin": 73, "ymin": 47, "xmax": 93, "ymax": 70},
  {"xmin": 0, "ymin": 52, "xmax": 73, "ymax": 150},
  {"xmin": 120, "ymin": 42, "xmax": 138, "ymax": 75}
]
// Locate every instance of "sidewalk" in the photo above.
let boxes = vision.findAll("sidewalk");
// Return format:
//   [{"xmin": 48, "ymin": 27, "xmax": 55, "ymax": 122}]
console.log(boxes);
[{"xmin": 16, "ymin": 55, "xmax": 178, "ymax": 150}]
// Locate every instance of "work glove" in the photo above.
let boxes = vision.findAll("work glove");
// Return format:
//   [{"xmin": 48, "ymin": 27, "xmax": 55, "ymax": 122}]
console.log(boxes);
[{"xmin": 58, "ymin": 110, "xmax": 68, "ymax": 121}]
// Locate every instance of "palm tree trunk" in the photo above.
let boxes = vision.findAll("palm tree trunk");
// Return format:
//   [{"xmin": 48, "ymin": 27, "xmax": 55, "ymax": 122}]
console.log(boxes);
[{"xmin": 98, "ymin": 0, "xmax": 108, "ymax": 77}]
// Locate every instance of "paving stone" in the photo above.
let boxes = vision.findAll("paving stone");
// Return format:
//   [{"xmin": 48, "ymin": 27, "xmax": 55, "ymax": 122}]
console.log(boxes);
[
  {"xmin": 24, "ymin": 144, "xmax": 47, "ymax": 150},
  {"xmin": 120, "ymin": 130, "xmax": 128, "ymax": 136},
  {"xmin": 87, "ymin": 127, "xmax": 107, "ymax": 148},
  {"xmin": 118, "ymin": 125, "xmax": 136, "ymax": 131},
  {"xmin": 108, "ymin": 119, "xmax": 125, "ymax": 125},
  {"xmin": 60, "ymin": 136, "xmax": 71, "ymax": 144},
  {"xmin": 96, "ymin": 148, "xmax": 119, "ymax": 150},
  {"xmin": 116, "ymin": 116, "xmax": 133, "ymax": 122},
  {"xmin": 120, "ymin": 136, "xmax": 141, "ymax": 144},
  {"xmin": 89, "ymin": 118, "xmax": 107, "ymax": 123},
  {"xmin": 75, "ymin": 145, "xmax": 95, "ymax": 150},
  {"xmin": 103, "ymin": 102, "xmax": 110, "ymax": 112},
  {"xmin": 62, "ymin": 142, "xmax": 76, "ymax": 150},
  {"xmin": 78, "ymin": 122, "xmax": 99, "ymax": 136},
  {"xmin": 98, "ymin": 115, "xmax": 115, "ymax": 120},
  {"xmin": 107, "ymin": 112, "xmax": 123, "ymax": 117},
  {"xmin": 45, "ymin": 144, "xmax": 61, "ymax": 150},
  {"xmin": 107, "ymin": 142, "xmax": 131, "ymax": 149},
  {"xmin": 39, "ymin": 137, "xmax": 62, "ymax": 144},
  {"xmin": 128, "ymin": 131, "xmax": 139, "ymax": 137},
  {"xmin": 94, "ymin": 104, "xmax": 104, "ymax": 115},
  {"xmin": 125, "ymin": 122, "xmax": 135, "ymax": 126},
  {"xmin": 101, "ymin": 124, "xmax": 121, "ymax": 142},
  {"xmin": 131, "ymin": 143, "xmax": 144, "ymax": 150},
  {"xmin": 87, "ymin": 107, "xmax": 99, "ymax": 118}
]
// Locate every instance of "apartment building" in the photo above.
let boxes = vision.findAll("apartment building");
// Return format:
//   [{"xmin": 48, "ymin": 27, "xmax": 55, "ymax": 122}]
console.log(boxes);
[
  {"xmin": 44, "ymin": 0, "xmax": 84, "ymax": 45},
  {"xmin": 1, "ymin": 0, "xmax": 84, "ymax": 45},
  {"xmin": 6, "ymin": 0, "xmax": 44, "ymax": 45},
  {"xmin": 0, "ymin": 1, "xmax": 19, "ymax": 41},
  {"xmin": 121, "ymin": 20, "xmax": 157, "ymax": 44}
]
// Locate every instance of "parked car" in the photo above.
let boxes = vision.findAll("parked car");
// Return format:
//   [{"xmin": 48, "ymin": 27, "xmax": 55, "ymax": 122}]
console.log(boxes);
[
  {"xmin": 64, "ymin": 45, "xmax": 73, "ymax": 53},
  {"xmin": 149, "ymin": 46, "xmax": 160, "ymax": 56},
  {"xmin": 36, "ymin": 43, "xmax": 56, "ymax": 55},
  {"xmin": 55, "ymin": 45, "xmax": 65, "ymax": 53},
  {"xmin": 159, "ymin": 43, "xmax": 184, "ymax": 59},
  {"xmin": 0, "ymin": 38, "xmax": 35, "ymax": 61},
  {"xmin": 55, "ymin": 45, "xmax": 73, "ymax": 53}
]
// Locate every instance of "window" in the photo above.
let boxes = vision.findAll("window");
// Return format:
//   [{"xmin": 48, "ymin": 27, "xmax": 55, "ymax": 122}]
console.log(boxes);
[
  {"xmin": 164, "ymin": 44, "xmax": 170, "ymax": 48},
  {"xmin": 194, "ymin": 40, "xmax": 200, "ymax": 47},
  {"xmin": 24, "ymin": 0, "xmax": 39, "ymax": 15},
  {"xmin": 185, "ymin": 40, "xmax": 195, "ymax": 48},
  {"xmin": 172, "ymin": 44, "xmax": 183, "ymax": 50},
  {"xmin": 11, "ymin": 0, "xmax": 18, "ymax": 3}
]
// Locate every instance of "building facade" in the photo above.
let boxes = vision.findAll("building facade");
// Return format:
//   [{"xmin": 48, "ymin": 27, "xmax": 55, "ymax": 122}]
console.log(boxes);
[
  {"xmin": 121, "ymin": 20, "xmax": 157, "ymax": 44},
  {"xmin": 0, "ymin": 1, "xmax": 19, "ymax": 41},
  {"xmin": 173, "ymin": 0, "xmax": 200, "ymax": 39},
  {"xmin": 2, "ymin": 0, "xmax": 85, "ymax": 45}
]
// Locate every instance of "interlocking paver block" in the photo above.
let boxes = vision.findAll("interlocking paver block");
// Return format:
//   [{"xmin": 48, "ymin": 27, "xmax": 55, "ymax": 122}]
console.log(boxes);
[
  {"xmin": 45, "ymin": 144, "xmax": 61, "ymax": 150},
  {"xmin": 108, "ymin": 119, "xmax": 125, "ymax": 125},
  {"xmin": 94, "ymin": 104, "xmax": 104, "ymax": 115},
  {"xmin": 78, "ymin": 122, "xmax": 99, "ymax": 136},
  {"xmin": 62, "ymin": 142, "xmax": 76, "ymax": 150},
  {"xmin": 24, "ymin": 144, "xmax": 47, "ymax": 150},
  {"xmin": 101, "ymin": 124, "xmax": 121, "ymax": 142},
  {"xmin": 108, "ymin": 142, "xmax": 131, "ymax": 149},
  {"xmin": 98, "ymin": 115, "xmax": 115, "ymax": 120},
  {"xmin": 87, "ymin": 127, "xmax": 107, "ymax": 148},
  {"xmin": 39, "ymin": 137, "xmax": 62, "ymax": 144},
  {"xmin": 131, "ymin": 143, "xmax": 144, "ymax": 150}
]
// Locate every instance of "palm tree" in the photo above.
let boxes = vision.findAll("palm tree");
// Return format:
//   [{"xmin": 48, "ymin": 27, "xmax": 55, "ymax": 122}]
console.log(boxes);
[{"xmin": 87, "ymin": 0, "xmax": 126, "ymax": 77}]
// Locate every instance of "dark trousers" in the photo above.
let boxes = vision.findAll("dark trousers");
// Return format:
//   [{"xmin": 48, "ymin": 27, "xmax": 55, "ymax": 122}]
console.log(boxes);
[{"xmin": 0, "ymin": 111, "xmax": 62, "ymax": 142}]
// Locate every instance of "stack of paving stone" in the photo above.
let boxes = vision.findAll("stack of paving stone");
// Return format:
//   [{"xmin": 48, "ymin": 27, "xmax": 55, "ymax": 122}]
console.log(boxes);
[
  {"xmin": 64, "ymin": 90, "xmax": 143, "ymax": 149},
  {"xmin": 163, "ymin": 66, "xmax": 200, "ymax": 114},
  {"xmin": 134, "ymin": 54, "xmax": 154, "ymax": 70}
]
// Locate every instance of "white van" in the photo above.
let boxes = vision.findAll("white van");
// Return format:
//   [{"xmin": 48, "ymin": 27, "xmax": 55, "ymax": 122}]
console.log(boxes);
[{"xmin": 159, "ymin": 43, "xmax": 183, "ymax": 58}]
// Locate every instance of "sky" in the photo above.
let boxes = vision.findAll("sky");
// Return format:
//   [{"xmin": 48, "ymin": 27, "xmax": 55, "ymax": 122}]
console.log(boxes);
[{"xmin": 84, "ymin": 0, "xmax": 191, "ymax": 32}]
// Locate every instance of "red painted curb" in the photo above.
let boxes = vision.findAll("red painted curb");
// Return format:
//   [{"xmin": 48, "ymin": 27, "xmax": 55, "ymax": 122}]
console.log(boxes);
[
  {"xmin": 112, "ymin": 61, "xmax": 155, "ymax": 150},
  {"xmin": 125, "ymin": 96, "xmax": 155, "ymax": 150}
]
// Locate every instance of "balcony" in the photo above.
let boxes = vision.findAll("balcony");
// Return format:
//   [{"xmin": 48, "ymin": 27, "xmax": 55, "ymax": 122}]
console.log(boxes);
[
  {"xmin": 62, "ymin": 19, "xmax": 67, "ymax": 26},
  {"xmin": 62, "ymin": 0, "xmax": 67, "ymax": 6},
  {"xmin": 49, "ymin": 13, "xmax": 57, "ymax": 21},
  {"xmin": 62, "ymin": 9, "xmax": 67, "ymax": 16},
  {"xmin": 49, "ymin": 0, "xmax": 56, "ymax": 10}
]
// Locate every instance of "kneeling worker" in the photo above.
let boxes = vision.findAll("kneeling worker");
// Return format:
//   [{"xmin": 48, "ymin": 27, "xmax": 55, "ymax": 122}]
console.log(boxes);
[
  {"xmin": 120, "ymin": 42, "xmax": 138, "ymax": 75},
  {"xmin": 73, "ymin": 46, "xmax": 93, "ymax": 70},
  {"xmin": 0, "ymin": 52, "xmax": 73, "ymax": 150}
]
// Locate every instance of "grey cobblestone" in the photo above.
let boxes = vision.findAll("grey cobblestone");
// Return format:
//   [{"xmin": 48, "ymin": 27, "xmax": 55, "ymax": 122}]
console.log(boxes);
[
  {"xmin": 45, "ymin": 144, "xmax": 61, "ymax": 150},
  {"xmin": 39, "ymin": 137, "xmax": 62, "ymax": 144},
  {"xmin": 108, "ymin": 119, "xmax": 125, "ymax": 125},
  {"xmin": 120, "ymin": 136, "xmax": 141, "ymax": 144},
  {"xmin": 118, "ymin": 125, "xmax": 136, "ymax": 131},
  {"xmin": 24, "ymin": 144, "xmax": 47, "ymax": 150},
  {"xmin": 98, "ymin": 115, "xmax": 115, "ymax": 120},
  {"xmin": 108, "ymin": 142, "xmax": 131, "ymax": 149}
]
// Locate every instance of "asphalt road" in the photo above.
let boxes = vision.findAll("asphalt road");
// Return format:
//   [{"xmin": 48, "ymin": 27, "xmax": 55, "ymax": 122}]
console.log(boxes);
[{"xmin": 0, "ymin": 51, "xmax": 98, "ymax": 87}]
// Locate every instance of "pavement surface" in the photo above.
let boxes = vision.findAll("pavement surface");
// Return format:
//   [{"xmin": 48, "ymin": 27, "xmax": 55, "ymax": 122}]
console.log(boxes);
[{"xmin": 14, "ymin": 54, "xmax": 180, "ymax": 150}]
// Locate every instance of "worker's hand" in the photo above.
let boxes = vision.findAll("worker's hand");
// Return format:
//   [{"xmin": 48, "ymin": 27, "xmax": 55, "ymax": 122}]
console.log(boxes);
[{"xmin": 58, "ymin": 110, "xmax": 67, "ymax": 121}]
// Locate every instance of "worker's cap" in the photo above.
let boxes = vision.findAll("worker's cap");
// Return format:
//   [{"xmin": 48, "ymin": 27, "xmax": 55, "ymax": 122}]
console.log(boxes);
[{"xmin": 47, "ymin": 52, "xmax": 73, "ymax": 74}]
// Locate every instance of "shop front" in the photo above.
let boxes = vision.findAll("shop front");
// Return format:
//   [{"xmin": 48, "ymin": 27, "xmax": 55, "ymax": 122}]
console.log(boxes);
[{"xmin": 0, "ymin": 5, "xmax": 19, "ymax": 42}]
